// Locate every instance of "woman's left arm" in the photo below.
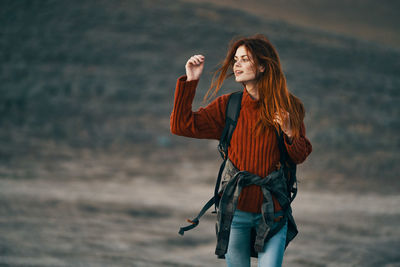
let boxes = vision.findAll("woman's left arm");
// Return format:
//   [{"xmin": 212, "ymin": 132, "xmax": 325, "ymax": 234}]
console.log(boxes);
[{"xmin": 283, "ymin": 122, "xmax": 312, "ymax": 164}]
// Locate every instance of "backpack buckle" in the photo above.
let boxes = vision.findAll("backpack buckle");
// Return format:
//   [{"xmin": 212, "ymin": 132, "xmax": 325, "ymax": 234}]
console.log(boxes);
[{"xmin": 218, "ymin": 144, "xmax": 227, "ymax": 160}]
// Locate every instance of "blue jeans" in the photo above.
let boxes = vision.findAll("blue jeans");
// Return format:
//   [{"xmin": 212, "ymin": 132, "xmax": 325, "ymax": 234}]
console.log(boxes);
[{"xmin": 225, "ymin": 209, "xmax": 287, "ymax": 267}]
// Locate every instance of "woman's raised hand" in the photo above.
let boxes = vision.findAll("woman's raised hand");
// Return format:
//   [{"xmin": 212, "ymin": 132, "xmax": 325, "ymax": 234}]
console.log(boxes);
[{"xmin": 185, "ymin": 55, "xmax": 205, "ymax": 81}]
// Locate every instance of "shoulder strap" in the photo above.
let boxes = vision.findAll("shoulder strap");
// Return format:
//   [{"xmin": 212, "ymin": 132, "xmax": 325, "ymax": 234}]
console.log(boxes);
[
  {"xmin": 218, "ymin": 91, "xmax": 243, "ymax": 160},
  {"xmin": 214, "ymin": 91, "xmax": 243, "ymax": 209}
]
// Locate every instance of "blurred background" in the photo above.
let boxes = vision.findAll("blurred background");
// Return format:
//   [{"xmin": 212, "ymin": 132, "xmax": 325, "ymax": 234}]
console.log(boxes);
[{"xmin": 1, "ymin": 0, "xmax": 399, "ymax": 266}]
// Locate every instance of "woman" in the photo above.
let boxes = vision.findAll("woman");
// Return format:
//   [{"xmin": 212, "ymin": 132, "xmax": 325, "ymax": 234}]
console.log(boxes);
[{"xmin": 170, "ymin": 34, "xmax": 312, "ymax": 267}]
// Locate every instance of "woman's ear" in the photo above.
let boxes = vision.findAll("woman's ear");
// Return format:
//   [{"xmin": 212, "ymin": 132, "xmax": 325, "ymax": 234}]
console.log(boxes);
[{"xmin": 259, "ymin": 65, "xmax": 265, "ymax": 73}]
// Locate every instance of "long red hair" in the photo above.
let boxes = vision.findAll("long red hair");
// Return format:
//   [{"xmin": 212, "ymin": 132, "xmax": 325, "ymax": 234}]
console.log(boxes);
[{"xmin": 204, "ymin": 34, "xmax": 305, "ymax": 138}]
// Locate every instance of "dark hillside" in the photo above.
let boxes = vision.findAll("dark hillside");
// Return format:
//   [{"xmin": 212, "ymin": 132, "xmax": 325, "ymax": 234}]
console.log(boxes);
[{"xmin": 1, "ymin": 0, "xmax": 399, "ymax": 188}]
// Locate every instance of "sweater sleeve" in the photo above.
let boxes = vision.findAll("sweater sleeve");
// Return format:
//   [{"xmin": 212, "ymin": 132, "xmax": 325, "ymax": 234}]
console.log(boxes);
[
  {"xmin": 170, "ymin": 75, "xmax": 229, "ymax": 140},
  {"xmin": 284, "ymin": 122, "xmax": 312, "ymax": 164}
]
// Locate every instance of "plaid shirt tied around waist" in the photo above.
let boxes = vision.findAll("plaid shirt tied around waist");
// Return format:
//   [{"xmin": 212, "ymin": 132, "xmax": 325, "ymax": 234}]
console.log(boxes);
[{"xmin": 215, "ymin": 159, "xmax": 298, "ymax": 258}]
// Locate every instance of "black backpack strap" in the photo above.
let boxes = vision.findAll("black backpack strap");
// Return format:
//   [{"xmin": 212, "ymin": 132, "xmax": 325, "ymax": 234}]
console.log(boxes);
[
  {"xmin": 214, "ymin": 91, "xmax": 243, "ymax": 209},
  {"xmin": 178, "ymin": 91, "xmax": 243, "ymax": 236},
  {"xmin": 274, "ymin": 128, "xmax": 297, "ymax": 203},
  {"xmin": 274, "ymin": 127, "xmax": 286, "ymax": 165},
  {"xmin": 178, "ymin": 196, "xmax": 215, "ymax": 235},
  {"xmin": 217, "ymin": 91, "xmax": 243, "ymax": 159}
]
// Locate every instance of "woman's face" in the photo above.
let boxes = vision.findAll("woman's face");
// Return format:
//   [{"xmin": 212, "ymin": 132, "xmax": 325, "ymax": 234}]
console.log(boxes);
[{"xmin": 233, "ymin": 45, "xmax": 261, "ymax": 84}]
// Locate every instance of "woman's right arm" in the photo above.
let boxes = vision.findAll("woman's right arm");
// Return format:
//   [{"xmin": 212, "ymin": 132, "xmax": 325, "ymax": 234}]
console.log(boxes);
[
  {"xmin": 170, "ymin": 75, "xmax": 229, "ymax": 140},
  {"xmin": 170, "ymin": 55, "xmax": 229, "ymax": 140}
]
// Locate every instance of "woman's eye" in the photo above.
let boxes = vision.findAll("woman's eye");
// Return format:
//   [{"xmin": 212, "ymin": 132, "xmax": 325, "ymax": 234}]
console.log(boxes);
[{"xmin": 233, "ymin": 58, "xmax": 249, "ymax": 63}]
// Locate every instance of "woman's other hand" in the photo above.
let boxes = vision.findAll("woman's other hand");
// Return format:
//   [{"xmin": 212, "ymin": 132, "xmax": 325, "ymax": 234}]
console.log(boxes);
[
  {"xmin": 185, "ymin": 54, "xmax": 205, "ymax": 81},
  {"xmin": 274, "ymin": 111, "xmax": 293, "ymax": 140}
]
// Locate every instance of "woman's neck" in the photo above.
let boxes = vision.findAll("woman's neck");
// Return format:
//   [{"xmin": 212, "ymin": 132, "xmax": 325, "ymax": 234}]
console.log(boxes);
[{"xmin": 245, "ymin": 82, "xmax": 259, "ymax": 100}]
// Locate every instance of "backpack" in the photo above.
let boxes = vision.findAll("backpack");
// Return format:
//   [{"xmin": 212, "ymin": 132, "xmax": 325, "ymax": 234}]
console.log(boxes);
[{"xmin": 178, "ymin": 91, "xmax": 297, "ymax": 235}]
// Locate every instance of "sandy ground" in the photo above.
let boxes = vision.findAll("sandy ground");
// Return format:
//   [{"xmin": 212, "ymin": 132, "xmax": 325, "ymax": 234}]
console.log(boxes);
[{"xmin": 1, "ymin": 161, "xmax": 399, "ymax": 267}]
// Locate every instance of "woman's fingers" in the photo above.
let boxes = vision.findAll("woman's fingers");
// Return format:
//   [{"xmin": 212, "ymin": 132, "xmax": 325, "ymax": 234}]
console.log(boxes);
[
  {"xmin": 274, "ymin": 111, "xmax": 290, "ymax": 127},
  {"xmin": 193, "ymin": 54, "xmax": 204, "ymax": 61},
  {"xmin": 188, "ymin": 55, "xmax": 205, "ymax": 65},
  {"xmin": 274, "ymin": 111, "xmax": 293, "ymax": 137},
  {"xmin": 273, "ymin": 112, "xmax": 282, "ymax": 125},
  {"xmin": 185, "ymin": 54, "xmax": 205, "ymax": 81},
  {"xmin": 274, "ymin": 111, "xmax": 289, "ymax": 120}
]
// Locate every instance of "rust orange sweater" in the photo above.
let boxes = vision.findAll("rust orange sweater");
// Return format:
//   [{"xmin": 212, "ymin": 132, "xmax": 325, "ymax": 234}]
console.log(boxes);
[{"xmin": 170, "ymin": 76, "xmax": 312, "ymax": 213}]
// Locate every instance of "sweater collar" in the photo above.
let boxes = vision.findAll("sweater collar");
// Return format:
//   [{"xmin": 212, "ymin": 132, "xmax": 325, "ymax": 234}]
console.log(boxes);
[{"xmin": 243, "ymin": 87, "xmax": 259, "ymax": 108}]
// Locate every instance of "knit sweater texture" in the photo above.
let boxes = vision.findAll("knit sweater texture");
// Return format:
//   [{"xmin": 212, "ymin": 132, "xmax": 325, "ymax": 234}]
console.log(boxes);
[{"xmin": 170, "ymin": 75, "xmax": 312, "ymax": 213}]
